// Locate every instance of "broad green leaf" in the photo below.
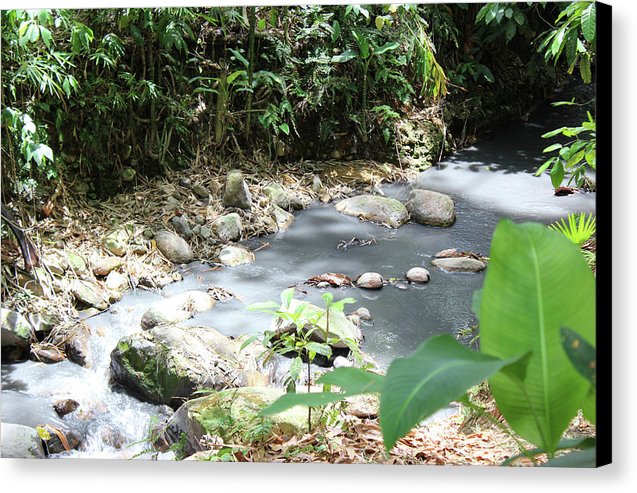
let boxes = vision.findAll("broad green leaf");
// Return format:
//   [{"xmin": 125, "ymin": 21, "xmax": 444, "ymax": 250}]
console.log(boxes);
[
  {"xmin": 304, "ymin": 342, "xmax": 332, "ymax": 358},
  {"xmin": 542, "ymin": 126, "xmax": 568, "ymax": 138},
  {"xmin": 480, "ymin": 221, "xmax": 595, "ymax": 454},
  {"xmin": 261, "ymin": 392, "xmax": 348, "ymax": 416},
  {"xmin": 502, "ymin": 437, "xmax": 595, "ymax": 466},
  {"xmin": 561, "ymin": 327, "xmax": 596, "ymax": 387},
  {"xmin": 580, "ymin": 54, "xmax": 592, "ymax": 83},
  {"xmin": 227, "ymin": 70, "xmax": 246, "ymax": 85},
  {"xmin": 542, "ymin": 447, "xmax": 596, "ymax": 467},
  {"xmin": 550, "ymin": 161, "xmax": 565, "ymax": 188},
  {"xmin": 375, "ymin": 16, "xmax": 384, "ymax": 30},
  {"xmin": 257, "ymin": 18, "xmax": 266, "ymax": 31},
  {"xmin": 331, "ymin": 20, "xmax": 341, "ymax": 42},
  {"xmin": 229, "ymin": 48, "xmax": 249, "ymax": 68},
  {"xmin": 317, "ymin": 367, "xmax": 384, "ymax": 394},
  {"xmin": 379, "ymin": 334, "xmax": 528, "ymax": 452},
  {"xmin": 581, "ymin": 3, "xmax": 596, "ymax": 43},
  {"xmin": 374, "ymin": 41, "xmax": 400, "ymax": 56},
  {"xmin": 278, "ymin": 123, "xmax": 290, "ymax": 135},
  {"xmin": 331, "ymin": 49, "xmax": 357, "ymax": 63}
]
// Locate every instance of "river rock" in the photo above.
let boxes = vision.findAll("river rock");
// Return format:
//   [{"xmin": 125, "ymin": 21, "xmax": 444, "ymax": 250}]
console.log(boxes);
[
  {"xmin": 335, "ymin": 195, "xmax": 409, "ymax": 228},
  {"xmin": 110, "ymin": 325, "xmax": 266, "ymax": 407},
  {"xmin": 406, "ymin": 267, "xmax": 430, "ymax": 283},
  {"xmin": 0, "ymin": 423, "xmax": 47, "ymax": 458},
  {"xmin": 355, "ymin": 272, "xmax": 384, "ymax": 289},
  {"xmin": 43, "ymin": 250, "xmax": 69, "ymax": 276},
  {"xmin": 141, "ymin": 291, "xmax": 217, "ymax": 330},
  {"xmin": 272, "ymin": 299, "xmax": 362, "ymax": 350},
  {"xmin": 158, "ymin": 387, "xmax": 315, "ymax": 456},
  {"xmin": 405, "ymin": 189, "xmax": 455, "ymax": 227},
  {"xmin": 264, "ymin": 182, "xmax": 290, "ymax": 210},
  {"xmin": 105, "ymin": 270, "xmax": 129, "ymax": 292},
  {"xmin": 431, "ymin": 257, "xmax": 486, "ymax": 273},
  {"xmin": 103, "ymin": 227, "xmax": 130, "ymax": 257},
  {"xmin": 351, "ymin": 307, "xmax": 372, "ymax": 321},
  {"xmin": 66, "ymin": 251, "xmax": 88, "ymax": 276},
  {"xmin": 312, "ymin": 175, "xmax": 324, "ymax": 193},
  {"xmin": 1, "ymin": 308, "xmax": 35, "ymax": 357},
  {"xmin": 212, "ymin": 213, "xmax": 242, "ymax": 243},
  {"xmin": 69, "ymin": 280, "xmax": 109, "ymax": 310},
  {"xmin": 333, "ymin": 356, "xmax": 353, "ymax": 368},
  {"xmin": 289, "ymin": 191, "xmax": 311, "ymax": 210},
  {"xmin": 155, "ymin": 230, "xmax": 193, "ymax": 264},
  {"xmin": 92, "ymin": 256, "xmax": 124, "ymax": 276},
  {"xmin": 50, "ymin": 322, "xmax": 92, "ymax": 367},
  {"xmin": 269, "ymin": 204, "xmax": 294, "ymax": 231},
  {"xmin": 218, "ymin": 245, "xmax": 255, "ymax": 267},
  {"xmin": 191, "ymin": 183, "xmax": 209, "ymax": 199},
  {"xmin": 345, "ymin": 394, "xmax": 380, "ymax": 419},
  {"xmin": 54, "ymin": 399, "xmax": 80, "ymax": 418},
  {"xmin": 223, "ymin": 170, "xmax": 252, "ymax": 210},
  {"xmin": 170, "ymin": 215, "xmax": 193, "ymax": 240}
]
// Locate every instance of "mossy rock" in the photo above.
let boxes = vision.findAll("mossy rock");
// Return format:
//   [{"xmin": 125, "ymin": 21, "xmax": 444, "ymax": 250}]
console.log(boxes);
[
  {"xmin": 222, "ymin": 170, "xmax": 252, "ymax": 210},
  {"xmin": 160, "ymin": 387, "xmax": 316, "ymax": 456}
]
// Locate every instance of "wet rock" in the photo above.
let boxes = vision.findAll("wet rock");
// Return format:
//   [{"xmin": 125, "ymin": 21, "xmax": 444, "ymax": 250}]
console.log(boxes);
[
  {"xmin": 191, "ymin": 183, "xmax": 209, "ymax": 199},
  {"xmin": 218, "ymin": 245, "xmax": 255, "ymax": 267},
  {"xmin": 110, "ymin": 325, "xmax": 266, "ymax": 407},
  {"xmin": 103, "ymin": 227, "xmax": 130, "ymax": 257},
  {"xmin": 105, "ymin": 271, "xmax": 129, "ymax": 292},
  {"xmin": 264, "ymin": 182, "xmax": 290, "ymax": 210},
  {"xmin": 141, "ymin": 291, "xmax": 217, "ymax": 330},
  {"xmin": 54, "ymin": 399, "xmax": 80, "ymax": 418},
  {"xmin": 351, "ymin": 307, "xmax": 372, "ymax": 321},
  {"xmin": 69, "ymin": 280, "xmax": 109, "ymax": 310},
  {"xmin": 223, "ymin": 170, "xmax": 252, "ymax": 210},
  {"xmin": 335, "ymin": 195, "xmax": 409, "ymax": 228},
  {"xmin": 43, "ymin": 426, "xmax": 81, "ymax": 454},
  {"xmin": 406, "ymin": 267, "xmax": 430, "ymax": 283},
  {"xmin": 27, "ymin": 312, "xmax": 59, "ymax": 339},
  {"xmin": 431, "ymin": 257, "xmax": 486, "ymax": 273},
  {"xmin": 1, "ymin": 308, "xmax": 35, "ymax": 356},
  {"xmin": 435, "ymin": 248, "xmax": 459, "ymax": 258},
  {"xmin": 50, "ymin": 322, "xmax": 92, "ymax": 367},
  {"xmin": 170, "ymin": 215, "xmax": 193, "ymax": 240},
  {"xmin": 405, "ymin": 189, "xmax": 455, "ymax": 227},
  {"xmin": 155, "ymin": 231, "xmax": 193, "ymax": 264},
  {"xmin": 273, "ymin": 299, "xmax": 362, "ymax": 350},
  {"xmin": 30, "ymin": 342, "xmax": 66, "ymax": 364},
  {"xmin": 269, "ymin": 204, "xmax": 294, "ymax": 231},
  {"xmin": 212, "ymin": 213, "xmax": 242, "ymax": 243},
  {"xmin": 1, "ymin": 423, "xmax": 47, "ymax": 458},
  {"xmin": 355, "ymin": 272, "xmax": 384, "ymax": 290},
  {"xmin": 92, "ymin": 256, "xmax": 124, "ymax": 277},
  {"xmin": 159, "ymin": 387, "xmax": 315, "ymax": 456}
]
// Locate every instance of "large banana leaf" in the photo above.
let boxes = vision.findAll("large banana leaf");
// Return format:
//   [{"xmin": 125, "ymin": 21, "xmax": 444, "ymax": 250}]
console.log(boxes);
[{"xmin": 479, "ymin": 220, "xmax": 595, "ymax": 454}]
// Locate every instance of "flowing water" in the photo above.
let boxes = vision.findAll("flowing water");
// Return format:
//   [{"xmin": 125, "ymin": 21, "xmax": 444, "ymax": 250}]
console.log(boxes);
[{"xmin": 1, "ymin": 93, "xmax": 596, "ymax": 459}]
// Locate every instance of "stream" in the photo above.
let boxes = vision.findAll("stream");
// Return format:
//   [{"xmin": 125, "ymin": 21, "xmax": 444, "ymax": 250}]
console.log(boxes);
[{"xmin": 1, "ymin": 93, "xmax": 596, "ymax": 459}]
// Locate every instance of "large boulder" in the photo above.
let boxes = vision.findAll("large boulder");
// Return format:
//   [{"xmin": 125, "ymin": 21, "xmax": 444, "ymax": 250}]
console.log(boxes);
[
  {"xmin": 272, "ymin": 299, "xmax": 362, "ymax": 349},
  {"xmin": 218, "ymin": 245, "xmax": 255, "ymax": 267},
  {"xmin": 431, "ymin": 257, "xmax": 486, "ymax": 273},
  {"xmin": 110, "ymin": 325, "xmax": 267, "ymax": 407},
  {"xmin": 158, "ymin": 387, "xmax": 315, "ymax": 456},
  {"xmin": 0, "ymin": 423, "xmax": 46, "ymax": 458},
  {"xmin": 405, "ymin": 189, "xmax": 455, "ymax": 227},
  {"xmin": 1, "ymin": 309, "xmax": 35, "ymax": 357},
  {"xmin": 155, "ymin": 231, "xmax": 193, "ymax": 264},
  {"xmin": 223, "ymin": 170, "xmax": 252, "ymax": 210},
  {"xmin": 212, "ymin": 213, "xmax": 242, "ymax": 243},
  {"xmin": 140, "ymin": 291, "xmax": 217, "ymax": 330},
  {"xmin": 335, "ymin": 195, "xmax": 409, "ymax": 228}
]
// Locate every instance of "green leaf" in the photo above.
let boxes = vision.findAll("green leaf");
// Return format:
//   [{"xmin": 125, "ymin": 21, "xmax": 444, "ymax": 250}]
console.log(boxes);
[
  {"xmin": 331, "ymin": 49, "xmax": 357, "ymax": 63},
  {"xmin": 542, "ymin": 126, "xmax": 568, "ymax": 138},
  {"xmin": 257, "ymin": 18, "xmax": 266, "ymax": 31},
  {"xmin": 550, "ymin": 161, "xmax": 565, "ymax": 188},
  {"xmin": 379, "ymin": 334, "xmax": 528, "ymax": 452},
  {"xmin": 304, "ymin": 342, "xmax": 332, "ymax": 358},
  {"xmin": 502, "ymin": 437, "xmax": 595, "ymax": 466},
  {"xmin": 580, "ymin": 54, "xmax": 592, "ymax": 83},
  {"xmin": 261, "ymin": 392, "xmax": 348, "ymax": 416},
  {"xmin": 331, "ymin": 20, "xmax": 341, "ymax": 42},
  {"xmin": 229, "ymin": 48, "xmax": 249, "ymax": 68},
  {"xmin": 227, "ymin": 70, "xmax": 246, "ymax": 85},
  {"xmin": 581, "ymin": 3, "xmax": 596, "ymax": 43},
  {"xmin": 278, "ymin": 123, "xmax": 290, "ymax": 135},
  {"xmin": 374, "ymin": 41, "xmax": 400, "ymax": 56},
  {"xmin": 542, "ymin": 447, "xmax": 596, "ymax": 467},
  {"xmin": 317, "ymin": 367, "xmax": 384, "ymax": 394},
  {"xmin": 560, "ymin": 327, "xmax": 596, "ymax": 387},
  {"xmin": 375, "ymin": 16, "xmax": 384, "ymax": 31},
  {"xmin": 479, "ymin": 221, "xmax": 595, "ymax": 454},
  {"xmin": 543, "ymin": 143, "xmax": 562, "ymax": 153}
]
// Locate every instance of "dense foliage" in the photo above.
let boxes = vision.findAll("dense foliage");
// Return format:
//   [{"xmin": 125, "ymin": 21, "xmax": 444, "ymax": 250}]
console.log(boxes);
[{"xmin": 1, "ymin": 3, "xmax": 592, "ymax": 200}]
